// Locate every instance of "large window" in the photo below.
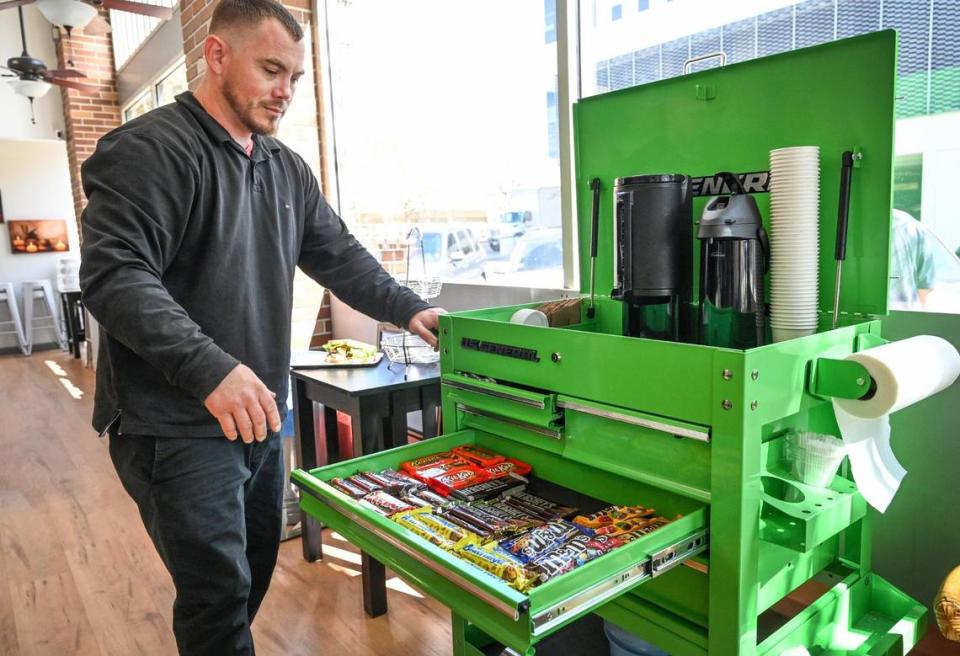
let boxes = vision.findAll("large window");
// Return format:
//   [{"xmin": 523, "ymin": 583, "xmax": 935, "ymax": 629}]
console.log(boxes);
[
  {"xmin": 121, "ymin": 59, "xmax": 187, "ymax": 123},
  {"xmin": 579, "ymin": 0, "xmax": 960, "ymax": 313},
  {"xmin": 322, "ymin": 0, "xmax": 562, "ymax": 289}
]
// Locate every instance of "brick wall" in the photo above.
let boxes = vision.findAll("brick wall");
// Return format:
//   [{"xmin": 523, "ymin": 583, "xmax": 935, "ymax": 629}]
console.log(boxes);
[{"xmin": 55, "ymin": 11, "xmax": 122, "ymax": 226}]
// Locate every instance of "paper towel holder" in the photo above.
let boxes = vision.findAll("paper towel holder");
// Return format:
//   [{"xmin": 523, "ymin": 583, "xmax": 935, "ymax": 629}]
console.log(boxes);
[{"xmin": 808, "ymin": 358, "xmax": 875, "ymax": 400}]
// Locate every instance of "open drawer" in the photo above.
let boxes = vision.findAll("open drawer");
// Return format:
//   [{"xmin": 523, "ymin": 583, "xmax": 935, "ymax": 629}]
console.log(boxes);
[{"xmin": 292, "ymin": 428, "xmax": 708, "ymax": 655}]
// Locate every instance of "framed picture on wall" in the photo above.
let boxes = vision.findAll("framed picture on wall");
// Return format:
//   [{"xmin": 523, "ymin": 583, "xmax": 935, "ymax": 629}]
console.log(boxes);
[{"xmin": 8, "ymin": 220, "xmax": 70, "ymax": 254}]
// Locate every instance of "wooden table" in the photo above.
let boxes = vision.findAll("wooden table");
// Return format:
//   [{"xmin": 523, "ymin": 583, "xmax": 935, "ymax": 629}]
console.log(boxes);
[{"xmin": 290, "ymin": 357, "xmax": 440, "ymax": 617}]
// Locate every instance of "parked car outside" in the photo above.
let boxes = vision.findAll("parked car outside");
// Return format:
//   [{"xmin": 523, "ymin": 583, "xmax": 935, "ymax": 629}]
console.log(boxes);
[
  {"xmin": 484, "ymin": 227, "xmax": 563, "ymax": 288},
  {"xmin": 406, "ymin": 224, "xmax": 487, "ymax": 282}
]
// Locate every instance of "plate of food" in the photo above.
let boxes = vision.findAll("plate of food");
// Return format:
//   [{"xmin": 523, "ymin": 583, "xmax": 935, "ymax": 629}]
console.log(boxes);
[{"xmin": 290, "ymin": 340, "xmax": 383, "ymax": 369}]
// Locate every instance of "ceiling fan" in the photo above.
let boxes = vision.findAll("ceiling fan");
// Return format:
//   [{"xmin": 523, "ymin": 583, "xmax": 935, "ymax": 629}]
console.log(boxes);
[
  {"xmin": 2, "ymin": 6, "xmax": 98, "ymax": 122},
  {"xmin": 0, "ymin": 0, "xmax": 173, "ymax": 36}
]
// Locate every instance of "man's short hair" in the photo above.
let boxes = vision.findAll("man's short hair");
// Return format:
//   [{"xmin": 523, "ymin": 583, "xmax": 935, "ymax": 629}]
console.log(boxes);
[{"xmin": 209, "ymin": 0, "xmax": 304, "ymax": 42}]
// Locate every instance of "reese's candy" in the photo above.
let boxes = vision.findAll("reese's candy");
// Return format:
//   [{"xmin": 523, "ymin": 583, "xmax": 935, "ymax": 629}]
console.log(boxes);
[
  {"xmin": 452, "ymin": 445, "xmax": 506, "ymax": 468},
  {"xmin": 360, "ymin": 490, "xmax": 415, "ymax": 516},
  {"xmin": 330, "ymin": 477, "xmax": 367, "ymax": 498}
]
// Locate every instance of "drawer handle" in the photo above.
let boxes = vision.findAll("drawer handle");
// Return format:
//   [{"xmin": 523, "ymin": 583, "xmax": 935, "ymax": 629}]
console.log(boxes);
[
  {"xmin": 457, "ymin": 404, "xmax": 563, "ymax": 441},
  {"xmin": 557, "ymin": 400, "xmax": 710, "ymax": 442},
  {"xmin": 300, "ymin": 481, "xmax": 528, "ymax": 621},
  {"xmin": 444, "ymin": 380, "xmax": 547, "ymax": 409}
]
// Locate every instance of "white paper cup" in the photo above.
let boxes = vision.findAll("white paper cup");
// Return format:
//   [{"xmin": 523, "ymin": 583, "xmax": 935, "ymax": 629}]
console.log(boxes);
[{"xmin": 510, "ymin": 308, "xmax": 549, "ymax": 327}]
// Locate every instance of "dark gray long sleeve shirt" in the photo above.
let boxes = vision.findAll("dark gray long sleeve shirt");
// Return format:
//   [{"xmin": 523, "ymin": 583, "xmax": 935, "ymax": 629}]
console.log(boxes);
[{"xmin": 80, "ymin": 92, "xmax": 429, "ymax": 437}]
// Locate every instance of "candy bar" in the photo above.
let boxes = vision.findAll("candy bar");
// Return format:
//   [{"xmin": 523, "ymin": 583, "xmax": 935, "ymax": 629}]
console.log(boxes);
[
  {"xmin": 439, "ymin": 511, "xmax": 495, "ymax": 540},
  {"xmin": 449, "ymin": 474, "xmax": 527, "ymax": 502},
  {"xmin": 401, "ymin": 453, "xmax": 466, "ymax": 479},
  {"xmin": 376, "ymin": 469, "xmax": 426, "ymax": 488},
  {"xmin": 400, "ymin": 492, "xmax": 433, "ymax": 508},
  {"xmin": 360, "ymin": 490, "xmax": 415, "ymax": 516},
  {"xmin": 482, "ymin": 458, "xmax": 532, "ymax": 479},
  {"xmin": 349, "ymin": 473, "xmax": 384, "ymax": 493},
  {"xmin": 330, "ymin": 477, "xmax": 368, "ymax": 498},
  {"xmin": 479, "ymin": 501, "xmax": 545, "ymax": 533},
  {"xmin": 444, "ymin": 505, "xmax": 502, "ymax": 535},
  {"xmin": 417, "ymin": 512, "xmax": 480, "ymax": 543},
  {"xmin": 410, "ymin": 460, "xmax": 471, "ymax": 482},
  {"xmin": 500, "ymin": 520, "xmax": 583, "ymax": 562},
  {"xmin": 415, "ymin": 488, "xmax": 458, "ymax": 508},
  {"xmin": 617, "ymin": 517, "xmax": 674, "ymax": 543},
  {"xmin": 574, "ymin": 505, "xmax": 656, "ymax": 530},
  {"xmin": 508, "ymin": 492, "xmax": 578, "ymax": 519},
  {"xmin": 502, "ymin": 496, "xmax": 561, "ymax": 522},
  {"xmin": 392, "ymin": 509, "xmax": 463, "ymax": 551},
  {"xmin": 457, "ymin": 543, "xmax": 535, "ymax": 591},
  {"xmin": 452, "ymin": 445, "xmax": 506, "ymax": 468}
]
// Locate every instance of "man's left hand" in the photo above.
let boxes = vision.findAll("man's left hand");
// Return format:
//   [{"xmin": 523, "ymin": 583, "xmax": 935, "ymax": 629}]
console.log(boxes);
[{"xmin": 408, "ymin": 307, "xmax": 447, "ymax": 349}]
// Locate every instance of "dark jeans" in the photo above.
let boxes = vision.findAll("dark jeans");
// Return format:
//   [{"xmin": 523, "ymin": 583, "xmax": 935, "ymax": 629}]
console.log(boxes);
[{"xmin": 109, "ymin": 432, "xmax": 285, "ymax": 656}]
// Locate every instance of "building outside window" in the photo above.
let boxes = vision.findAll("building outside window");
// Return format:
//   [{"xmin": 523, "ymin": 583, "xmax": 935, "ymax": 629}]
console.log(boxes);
[
  {"xmin": 580, "ymin": 0, "xmax": 960, "ymax": 313},
  {"xmin": 322, "ymin": 0, "xmax": 562, "ymax": 289}
]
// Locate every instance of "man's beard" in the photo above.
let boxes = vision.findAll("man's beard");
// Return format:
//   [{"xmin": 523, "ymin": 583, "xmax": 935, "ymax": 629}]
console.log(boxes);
[{"xmin": 223, "ymin": 76, "xmax": 281, "ymax": 136}]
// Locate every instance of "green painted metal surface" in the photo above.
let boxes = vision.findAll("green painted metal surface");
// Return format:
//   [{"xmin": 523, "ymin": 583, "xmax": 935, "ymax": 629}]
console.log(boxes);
[
  {"xmin": 292, "ymin": 32, "xmax": 933, "ymax": 656},
  {"xmin": 574, "ymin": 31, "xmax": 897, "ymax": 318},
  {"xmin": 293, "ymin": 428, "xmax": 708, "ymax": 654},
  {"xmin": 757, "ymin": 571, "xmax": 927, "ymax": 656}
]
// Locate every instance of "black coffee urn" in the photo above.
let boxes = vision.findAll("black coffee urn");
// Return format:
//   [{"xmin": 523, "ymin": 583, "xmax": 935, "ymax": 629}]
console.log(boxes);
[{"xmin": 611, "ymin": 174, "xmax": 693, "ymax": 341}]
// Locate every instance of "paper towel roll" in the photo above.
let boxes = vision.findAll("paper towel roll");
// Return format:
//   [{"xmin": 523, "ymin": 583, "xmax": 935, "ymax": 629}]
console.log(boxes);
[
  {"xmin": 832, "ymin": 335, "xmax": 960, "ymax": 512},
  {"xmin": 834, "ymin": 335, "xmax": 960, "ymax": 419}
]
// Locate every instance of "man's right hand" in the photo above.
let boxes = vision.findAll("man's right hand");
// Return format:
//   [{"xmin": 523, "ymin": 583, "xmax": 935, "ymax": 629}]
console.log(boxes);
[{"xmin": 204, "ymin": 364, "xmax": 282, "ymax": 443}]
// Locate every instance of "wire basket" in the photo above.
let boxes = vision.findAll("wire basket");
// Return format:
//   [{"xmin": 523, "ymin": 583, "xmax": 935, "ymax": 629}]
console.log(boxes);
[
  {"xmin": 402, "ymin": 277, "xmax": 442, "ymax": 301},
  {"xmin": 381, "ymin": 332, "xmax": 439, "ymax": 365}
]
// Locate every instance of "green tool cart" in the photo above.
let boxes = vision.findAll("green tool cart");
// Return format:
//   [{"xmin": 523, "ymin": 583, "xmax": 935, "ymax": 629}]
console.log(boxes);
[{"xmin": 293, "ymin": 31, "xmax": 929, "ymax": 655}]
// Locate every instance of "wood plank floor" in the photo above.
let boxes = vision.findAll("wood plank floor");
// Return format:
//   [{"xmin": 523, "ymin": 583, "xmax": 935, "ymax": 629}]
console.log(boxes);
[
  {"xmin": 0, "ymin": 350, "xmax": 451, "ymax": 656},
  {"xmin": 1, "ymin": 350, "xmax": 957, "ymax": 655}
]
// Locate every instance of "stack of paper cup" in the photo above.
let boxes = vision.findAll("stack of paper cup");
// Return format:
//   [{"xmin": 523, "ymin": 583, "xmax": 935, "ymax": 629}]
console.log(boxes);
[{"xmin": 769, "ymin": 146, "xmax": 821, "ymax": 342}]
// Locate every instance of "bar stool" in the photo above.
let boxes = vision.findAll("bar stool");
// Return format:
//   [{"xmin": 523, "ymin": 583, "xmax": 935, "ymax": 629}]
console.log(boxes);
[
  {"xmin": 0, "ymin": 282, "xmax": 28, "ymax": 355},
  {"xmin": 22, "ymin": 279, "xmax": 67, "ymax": 356}
]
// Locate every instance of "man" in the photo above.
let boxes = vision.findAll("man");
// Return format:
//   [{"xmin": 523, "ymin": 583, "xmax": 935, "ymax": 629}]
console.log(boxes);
[
  {"xmin": 889, "ymin": 208, "xmax": 936, "ymax": 310},
  {"xmin": 79, "ymin": 0, "xmax": 442, "ymax": 652}
]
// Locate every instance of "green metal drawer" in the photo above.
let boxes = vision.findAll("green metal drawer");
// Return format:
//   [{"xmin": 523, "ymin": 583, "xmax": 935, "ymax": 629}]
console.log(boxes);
[
  {"xmin": 442, "ymin": 373, "xmax": 562, "ymax": 428},
  {"xmin": 292, "ymin": 428, "xmax": 708, "ymax": 655}
]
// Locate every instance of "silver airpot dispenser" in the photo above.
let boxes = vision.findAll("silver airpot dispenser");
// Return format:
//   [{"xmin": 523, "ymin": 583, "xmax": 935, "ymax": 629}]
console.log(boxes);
[{"xmin": 697, "ymin": 172, "xmax": 769, "ymax": 348}]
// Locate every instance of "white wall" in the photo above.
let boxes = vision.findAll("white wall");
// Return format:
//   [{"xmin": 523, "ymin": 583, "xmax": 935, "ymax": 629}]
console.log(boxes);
[
  {"xmin": 0, "ymin": 138, "xmax": 78, "ymax": 349},
  {"xmin": 0, "ymin": 6, "xmax": 66, "ymax": 140}
]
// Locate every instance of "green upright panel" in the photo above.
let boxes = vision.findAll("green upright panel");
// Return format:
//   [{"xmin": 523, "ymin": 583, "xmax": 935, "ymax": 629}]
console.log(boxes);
[
  {"xmin": 295, "ymin": 32, "xmax": 928, "ymax": 656},
  {"xmin": 574, "ymin": 31, "xmax": 897, "ymax": 318}
]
